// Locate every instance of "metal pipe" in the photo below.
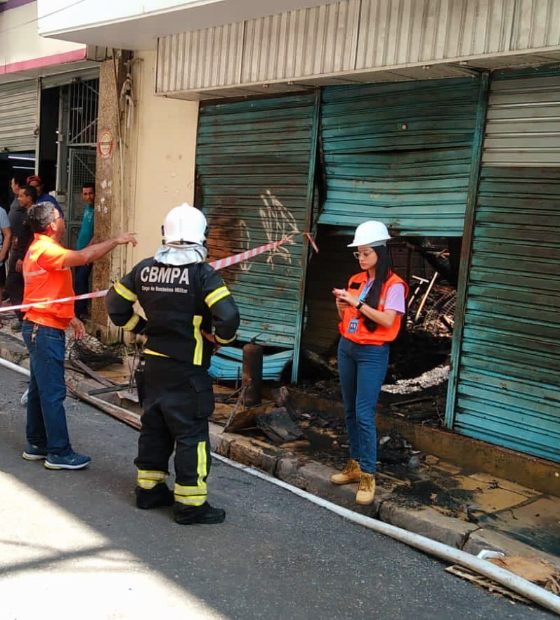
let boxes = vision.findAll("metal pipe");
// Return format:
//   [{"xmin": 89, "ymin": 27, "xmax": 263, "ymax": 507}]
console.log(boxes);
[
  {"xmin": 0, "ymin": 358, "xmax": 30, "ymax": 377},
  {"xmin": 242, "ymin": 343, "xmax": 263, "ymax": 407},
  {"xmin": 414, "ymin": 271, "xmax": 438, "ymax": 322}
]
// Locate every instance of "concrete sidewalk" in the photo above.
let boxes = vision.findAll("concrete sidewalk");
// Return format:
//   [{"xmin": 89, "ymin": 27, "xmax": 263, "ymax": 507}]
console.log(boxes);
[{"xmin": 1, "ymin": 327, "xmax": 559, "ymax": 571}]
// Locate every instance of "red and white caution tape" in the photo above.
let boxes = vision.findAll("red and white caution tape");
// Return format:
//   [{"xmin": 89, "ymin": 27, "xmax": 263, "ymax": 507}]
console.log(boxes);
[
  {"xmin": 303, "ymin": 232, "xmax": 319, "ymax": 254},
  {"xmin": 209, "ymin": 236, "xmax": 292, "ymax": 271},
  {"xmin": 0, "ymin": 236, "xmax": 295, "ymax": 314},
  {"xmin": 0, "ymin": 290, "xmax": 108, "ymax": 314}
]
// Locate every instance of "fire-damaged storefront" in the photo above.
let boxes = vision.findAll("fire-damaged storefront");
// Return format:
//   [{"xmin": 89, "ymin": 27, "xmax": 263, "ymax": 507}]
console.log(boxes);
[
  {"xmin": 196, "ymin": 75, "xmax": 485, "ymax": 367},
  {"xmin": 194, "ymin": 69, "xmax": 560, "ymax": 465},
  {"xmin": 304, "ymin": 76, "xmax": 485, "ymax": 415},
  {"xmin": 194, "ymin": 79, "xmax": 477, "ymax": 404},
  {"xmin": 195, "ymin": 94, "xmax": 319, "ymax": 384}
]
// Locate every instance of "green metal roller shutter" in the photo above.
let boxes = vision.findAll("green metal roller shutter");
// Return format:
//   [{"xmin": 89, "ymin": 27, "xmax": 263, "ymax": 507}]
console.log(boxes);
[
  {"xmin": 448, "ymin": 69, "xmax": 560, "ymax": 463},
  {"xmin": 0, "ymin": 80, "xmax": 38, "ymax": 152},
  {"xmin": 196, "ymin": 94, "xmax": 318, "ymax": 362},
  {"xmin": 483, "ymin": 73, "xmax": 560, "ymax": 166},
  {"xmin": 320, "ymin": 78, "xmax": 482, "ymax": 236},
  {"xmin": 449, "ymin": 167, "xmax": 560, "ymax": 462}
]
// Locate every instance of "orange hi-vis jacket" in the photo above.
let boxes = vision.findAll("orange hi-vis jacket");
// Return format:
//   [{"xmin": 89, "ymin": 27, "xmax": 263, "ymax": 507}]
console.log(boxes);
[
  {"xmin": 22, "ymin": 234, "xmax": 75, "ymax": 330},
  {"xmin": 339, "ymin": 271, "xmax": 409, "ymax": 345}
]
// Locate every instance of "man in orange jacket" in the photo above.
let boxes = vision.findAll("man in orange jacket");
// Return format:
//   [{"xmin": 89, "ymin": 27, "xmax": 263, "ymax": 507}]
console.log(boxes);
[{"xmin": 21, "ymin": 202, "xmax": 136, "ymax": 470}]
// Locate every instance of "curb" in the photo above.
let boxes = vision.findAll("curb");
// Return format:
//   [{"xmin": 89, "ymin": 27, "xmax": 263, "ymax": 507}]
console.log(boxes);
[
  {"xmin": 209, "ymin": 423, "xmax": 560, "ymax": 567},
  {"xmin": 209, "ymin": 425, "xmax": 474, "ymax": 548}
]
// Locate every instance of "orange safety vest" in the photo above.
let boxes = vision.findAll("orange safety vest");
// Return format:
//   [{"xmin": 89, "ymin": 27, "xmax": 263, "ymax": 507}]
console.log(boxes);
[
  {"xmin": 339, "ymin": 271, "xmax": 408, "ymax": 345},
  {"xmin": 22, "ymin": 234, "xmax": 75, "ymax": 330}
]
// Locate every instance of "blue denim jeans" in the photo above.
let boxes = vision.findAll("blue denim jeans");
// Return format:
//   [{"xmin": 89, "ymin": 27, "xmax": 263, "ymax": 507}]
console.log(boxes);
[
  {"xmin": 22, "ymin": 321, "xmax": 72, "ymax": 456},
  {"xmin": 338, "ymin": 336, "xmax": 389, "ymax": 474},
  {"xmin": 74, "ymin": 263, "xmax": 92, "ymax": 318}
]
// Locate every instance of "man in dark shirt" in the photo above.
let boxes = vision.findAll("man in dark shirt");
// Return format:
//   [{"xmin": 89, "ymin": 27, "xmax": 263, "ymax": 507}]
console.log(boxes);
[
  {"xmin": 0, "ymin": 205, "xmax": 12, "ymax": 325},
  {"xmin": 6, "ymin": 185, "xmax": 37, "ymax": 328},
  {"xmin": 8, "ymin": 172, "xmax": 28, "ymax": 216},
  {"xmin": 26, "ymin": 175, "xmax": 63, "ymax": 216}
]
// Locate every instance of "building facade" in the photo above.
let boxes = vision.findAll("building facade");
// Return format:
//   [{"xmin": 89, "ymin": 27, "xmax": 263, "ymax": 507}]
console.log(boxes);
[
  {"xmin": 36, "ymin": 0, "xmax": 560, "ymax": 464},
  {"xmin": 0, "ymin": 0, "xmax": 106, "ymax": 245}
]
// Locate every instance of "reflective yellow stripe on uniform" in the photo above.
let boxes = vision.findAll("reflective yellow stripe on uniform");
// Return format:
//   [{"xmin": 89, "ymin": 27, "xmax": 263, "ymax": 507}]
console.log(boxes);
[
  {"xmin": 23, "ymin": 267, "xmax": 69, "ymax": 280},
  {"xmin": 173, "ymin": 494, "xmax": 207, "ymax": 506},
  {"xmin": 122, "ymin": 313, "xmax": 140, "ymax": 331},
  {"xmin": 114, "ymin": 281, "xmax": 137, "ymax": 302},
  {"xmin": 137, "ymin": 469, "xmax": 167, "ymax": 490},
  {"xmin": 197, "ymin": 441, "xmax": 208, "ymax": 490},
  {"xmin": 174, "ymin": 486, "xmax": 207, "ymax": 506},
  {"xmin": 192, "ymin": 315, "xmax": 203, "ymax": 365},
  {"xmin": 174, "ymin": 441, "xmax": 208, "ymax": 506},
  {"xmin": 144, "ymin": 348, "xmax": 170, "ymax": 358},
  {"xmin": 204, "ymin": 286, "xmax": 230, "ymax": 308},
  {"xmin": 22, "ymin": 268, "xmax": 47, "ymax": 278},
  {"xmin": 215, "ymin": 333, "xmax": 236, "ymax": 345}
]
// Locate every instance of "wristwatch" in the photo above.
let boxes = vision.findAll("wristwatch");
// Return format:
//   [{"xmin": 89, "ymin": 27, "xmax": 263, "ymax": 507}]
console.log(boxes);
[{"xmin": 356, "ymin": 301, "xmax": 364, "ymax": 311}]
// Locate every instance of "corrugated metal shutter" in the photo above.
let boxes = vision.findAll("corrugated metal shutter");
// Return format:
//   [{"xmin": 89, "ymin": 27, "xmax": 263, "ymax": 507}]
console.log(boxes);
[
  {"xmin": 0, "ymin": 80, "xmax": 38, "ymax": 152},
  {"xmin": 41, "ymin": 67, "xmax": 99, "ymax": 90},
  {"xmin": 157, "ymin": 0, "xmax": 560, "ymax": 100},
  {"xmin": 320, "ymin": 77, "xmax": 482, "ymax": 236},
  {"xmin": 196, "ymin": 94, "xmax": 317, "ymax": 354},
  {"xmin": 450, "ymin": 166, "xmax": 560, "ymax": 463},
  {"xmin": 483, "ymin": 74, "xmax": 560, "ymax": 166}
]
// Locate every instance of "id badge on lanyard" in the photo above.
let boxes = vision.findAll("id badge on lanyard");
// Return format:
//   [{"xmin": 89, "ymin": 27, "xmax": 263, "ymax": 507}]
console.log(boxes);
[{"xmin": 347, "ymin": 278, "xmax": 374, "ymax": 335}]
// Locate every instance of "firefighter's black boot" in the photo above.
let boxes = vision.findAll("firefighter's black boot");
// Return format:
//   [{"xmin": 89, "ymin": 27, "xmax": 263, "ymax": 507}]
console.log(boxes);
[
  {"xmin": 173, "ymin": 501, "xmax": 226, "ymax": 525},
  {"xmin": 136, "ymin": 483, "xmax": 175, "ymax": 509}
]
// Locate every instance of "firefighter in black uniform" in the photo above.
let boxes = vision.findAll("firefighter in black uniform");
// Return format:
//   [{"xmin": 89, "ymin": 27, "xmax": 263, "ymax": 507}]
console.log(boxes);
[{"xmin": 106, "ymin": 204, "xmax": 240, "ymax": 525}]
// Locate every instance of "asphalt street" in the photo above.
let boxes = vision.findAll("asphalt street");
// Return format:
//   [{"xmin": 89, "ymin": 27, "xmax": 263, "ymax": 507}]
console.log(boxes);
[{"xmin": 0, "ymin": 365, "xmax": 556, "ymax": 620}]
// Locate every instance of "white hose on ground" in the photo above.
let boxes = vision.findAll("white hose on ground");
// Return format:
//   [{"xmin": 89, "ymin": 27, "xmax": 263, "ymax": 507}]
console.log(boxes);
[
  {"xmin": 0, "ymin": 357, "xmax": 558, "ymax": 615},
  {"xmin": 213, "ymin": 453, "xmax": 560, "ymax": 616},
  {"xmin": 0, "ymin": 357, "xmax": 30, "ymax": 377}
]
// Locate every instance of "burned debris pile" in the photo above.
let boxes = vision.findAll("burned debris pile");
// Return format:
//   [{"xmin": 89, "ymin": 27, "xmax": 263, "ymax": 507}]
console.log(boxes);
[{"xmin": 67, "ymin": 334, "xmax": 125, "ymax": 370}]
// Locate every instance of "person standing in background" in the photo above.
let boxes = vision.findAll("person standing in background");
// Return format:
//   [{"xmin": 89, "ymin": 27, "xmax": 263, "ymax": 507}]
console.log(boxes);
[
  {"xmin": 6, "ymin": 185, "xmax": 37, "ymax": 331},
  {"xmin": 1, "ymin": 173, "xmax": 25, "ymax": 301},
  {"xmin": 26, "ymin": 175, "xmax": 63, "ymax": 216},
  {"xmin": 0, "ymin": 205, "xmax": 12, "ymax": 327},
  {"xmin": 74, "ymin": 182, "xmax": 96, "ymax": 320},
  {"xmin": 8, "ymin": 173, "xmax": 28, "ymax": 216}
]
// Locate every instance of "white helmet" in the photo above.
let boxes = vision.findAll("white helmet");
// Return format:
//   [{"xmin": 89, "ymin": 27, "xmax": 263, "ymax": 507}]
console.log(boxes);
[
  {"xmin": 348, "ymin": 220, "xmax": 391, "ymax": 248},
  {"xmin": 162, "ymin": 203, "xmax": 208, "ymax": 246}
]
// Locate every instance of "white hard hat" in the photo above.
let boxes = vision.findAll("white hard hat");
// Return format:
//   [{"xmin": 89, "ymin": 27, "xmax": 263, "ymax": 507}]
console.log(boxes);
[
  {"xmin": 162, "ymin": 203, "xmax": 208, "ymax": 245},
  {"xmin": 348, "ymin": 220, "xmax": 391, "ymax": 248}
]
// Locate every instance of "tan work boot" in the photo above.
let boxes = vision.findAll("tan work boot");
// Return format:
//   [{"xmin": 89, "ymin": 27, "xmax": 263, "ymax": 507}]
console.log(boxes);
[
  {"xmin": 331, "ymin": 459, "xmax": 361, "ymax": 485},
  {"xmin": 356, "ymin": 473, "xmax": 375, "ymax": 505}
]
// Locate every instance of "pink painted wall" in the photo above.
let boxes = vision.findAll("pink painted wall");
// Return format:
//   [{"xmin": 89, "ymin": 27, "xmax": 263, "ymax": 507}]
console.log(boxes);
[{"xmin": 0, "ymin": 1, "xmax": 86, "ymax": 77}]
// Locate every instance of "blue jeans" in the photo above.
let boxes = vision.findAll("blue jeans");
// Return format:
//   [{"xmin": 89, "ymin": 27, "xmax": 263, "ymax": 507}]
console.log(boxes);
[
  {"xmin": 74, "ymin": 263, "xmax": 92, "ymax": 318},
  {"xmin": 22, "ymin": 321, "xmax": 72, "ymax": 456},
  {"xmin": 338, "ymin": 337, "xmax": 389, "ymax": 474}
]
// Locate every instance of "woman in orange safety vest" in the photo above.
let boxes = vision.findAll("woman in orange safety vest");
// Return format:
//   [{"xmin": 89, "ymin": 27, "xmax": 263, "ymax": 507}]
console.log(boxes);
[{"xmin": 331, "ymin": 221, "xmax": 408, "ymax": 506}]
